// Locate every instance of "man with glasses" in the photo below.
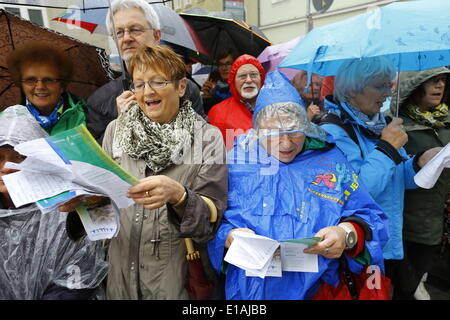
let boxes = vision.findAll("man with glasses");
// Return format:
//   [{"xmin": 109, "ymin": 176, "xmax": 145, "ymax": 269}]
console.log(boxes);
[
  {"xmin": 201, "ymin": 49, "xmax": 237, "ymax": 114},
  {"xmin": 208, "ymin": 54, "xmax": 266, "ymax": 150},
  {"xmin": 85, "ymin": 0, "xmax": 205, "ymax": 144}
]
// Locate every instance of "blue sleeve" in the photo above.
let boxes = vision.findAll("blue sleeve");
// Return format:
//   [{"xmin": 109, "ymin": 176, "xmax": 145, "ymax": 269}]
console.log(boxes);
[
  {"xmin": 341, "ymin": 178, "xmax": 389, "ymax": 274},
  {"xmin": 403, "ymin": 155, "xmax": 419, "ymax": 190},
  {"xmin": 322, "ymin": 123, "xmax": 405, "ymax": 201}
]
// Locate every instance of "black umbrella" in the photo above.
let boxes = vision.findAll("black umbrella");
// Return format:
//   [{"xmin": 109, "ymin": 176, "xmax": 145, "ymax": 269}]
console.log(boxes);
[
  {"xmin": 180, "ymin": 9, "xmax": 271, "ymax": 63},
  {"xmin": 0, "ymin": 9, "xmax": 113, "ymax": 110}
]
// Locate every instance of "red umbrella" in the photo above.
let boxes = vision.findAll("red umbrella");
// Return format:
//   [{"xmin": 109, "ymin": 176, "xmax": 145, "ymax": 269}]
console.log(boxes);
[{"xmin": 184, "ymin": 238, "xmax": 214, "ymax": 300}]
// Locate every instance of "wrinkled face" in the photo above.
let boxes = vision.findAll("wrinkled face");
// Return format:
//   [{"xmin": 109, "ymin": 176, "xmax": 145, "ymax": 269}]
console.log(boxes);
[
  {"xmin": 259, "ymin": 117, "xmax": 306, "ymax": 163},
  {"xmin": 114, "ymin": 8, "xmax": 161, "ymax": 63},
  {"xmin": 132, "ymin": 67, "xmax": 186, "ymax": 124},
  {"xmin": 292, "ymin": 72, "xmax": 322, "ymax": 100},
  {"xmin": 349, "ymin": 77, "xmax": 394, "ymax": 117},
  {"xmin": 235, "ymin": 64, "xmax": 262, "ymax": 101},
  {"xmin": 21, "ymin": 63, "xmax": 64, "ymax": 115},
  {"xmin": 417, "ymin": 74, "xmax": 447, "ymax": 110},
  {"xmin": 0, "ymin": 146, "xmax": 25, "ymax": 196},
  {"xmin": 217, "ymin": 55, "xmax": 234, "ymax": 81}
]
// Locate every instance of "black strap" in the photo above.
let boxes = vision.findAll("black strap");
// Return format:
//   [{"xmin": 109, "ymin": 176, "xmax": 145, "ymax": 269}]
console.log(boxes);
[
  {"xmin": 319, "ymin": 112, "xmax": 360, "ymax": 146},
  {"xmin": 340, "ymin": 257, "xmax": 359, "ymax": 300}
]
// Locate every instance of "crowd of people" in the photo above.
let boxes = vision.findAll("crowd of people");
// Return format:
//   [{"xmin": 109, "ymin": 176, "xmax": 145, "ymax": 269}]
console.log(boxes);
[{"xmin": 0, "ymin": 0, "xmax": 449, "ymax": 300}]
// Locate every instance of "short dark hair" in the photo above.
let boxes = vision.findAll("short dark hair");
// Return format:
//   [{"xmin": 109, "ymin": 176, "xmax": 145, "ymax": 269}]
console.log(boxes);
[
  {"xmin": 215, "ymin": 48, "xmax": 237, "ymax": 63},
  {"xmin": 6, "ymin": 41, "xmax": 73, "ymax": 88}
]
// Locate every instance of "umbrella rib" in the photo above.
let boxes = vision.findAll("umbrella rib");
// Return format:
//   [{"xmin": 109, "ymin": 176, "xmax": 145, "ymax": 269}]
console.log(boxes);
[
  {"xmin": 5, "ymin": 11, "xmax": 15, "ymax": 50},
  {"xmin": 0, "ymin": 1, "xmax": 170, "ymax": 10},
  {"xmin": 0, "ymin": 83, "xmax": 14, "ymax": 97}
]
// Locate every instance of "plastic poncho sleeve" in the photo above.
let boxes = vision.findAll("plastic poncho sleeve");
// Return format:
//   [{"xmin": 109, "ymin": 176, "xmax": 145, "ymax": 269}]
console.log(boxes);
[{"xmin": 0, "ymin": 207, "xmax": 108, "ymax": 299}]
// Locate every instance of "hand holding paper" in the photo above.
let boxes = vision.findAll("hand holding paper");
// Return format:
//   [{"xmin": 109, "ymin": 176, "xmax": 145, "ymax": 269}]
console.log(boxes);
[
  {"xmin": 414, "ymin": 143, "xmax": 450, "ymax": 189},
  {"xmin": 224, "ymin": 231, "xmax": 321, "ymax": 279}
]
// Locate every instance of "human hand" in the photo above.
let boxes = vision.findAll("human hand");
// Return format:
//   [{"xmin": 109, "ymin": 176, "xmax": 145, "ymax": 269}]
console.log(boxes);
[
  {"xmin": 225, "ymin": 228, "xmax": 255, "ymax": 249},
  {"xmin": 307, "ymin": 103, "xmax": 321, "ymax": 121},
  {"xmin": 201, "ymin": 80, "xmax": 215, "ymax": 98},
  {"xmin": 380, "ymin": 117, "xmax": 408, "ymax": 150},
  {"xmin": 116, "ymin": 90, "xmax": 136, "ymax": 115},
  {"xmin": 57, "ymin": 196, "xmax": 84, "ymax": 212},
  {"xmin": 417, "ymin": 147, "xmax": 443, "ymax": 168},
  {"xmin": 303, "ymin": 225, "xmax": 350, "ymax": 258},
  {"xmin": 127, "ymin": 175, "xmax": 185, "ymax": 210}
]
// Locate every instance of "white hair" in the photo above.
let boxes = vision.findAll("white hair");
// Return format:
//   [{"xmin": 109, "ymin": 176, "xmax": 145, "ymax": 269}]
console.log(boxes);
[{"xmin": 106, "ymin": 0, "xmax": 161, "ymax": 36}]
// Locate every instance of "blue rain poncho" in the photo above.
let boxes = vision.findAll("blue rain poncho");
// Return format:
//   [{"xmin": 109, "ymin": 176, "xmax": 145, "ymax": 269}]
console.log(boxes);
[
  {"xmin": 0, "ymin": 106, "xmax": 108, "ymax": 299},
  {"xmin": 207, "ymin": 71, "xmax": 388, "ymax": 300}
]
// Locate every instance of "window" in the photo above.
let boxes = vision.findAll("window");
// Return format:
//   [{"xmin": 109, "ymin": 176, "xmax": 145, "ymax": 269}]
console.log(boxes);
[
  {"xmin": 185, "ymin": 0, "xmax": 192, "ymax": 5},
  {"xmin": 173, "ymin": 0, "xmax": 181, "ymax": 10},
  {"xmin": 0, "ymin": 5, "xmax": 48, "ymax": 27}
]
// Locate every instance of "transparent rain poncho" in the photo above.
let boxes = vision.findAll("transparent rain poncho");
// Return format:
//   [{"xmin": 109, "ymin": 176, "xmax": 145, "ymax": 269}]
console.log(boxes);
[
  {"xmin": 0, "ymin": 106, "xmax": 109, "ymax": 299},
  {"xmin": 0, "ymin": 105, "xmax": 48, "ymax": 146},
  {"xmin": 240, "ymin": 102, "xmax": 328, "ymax": 150}
]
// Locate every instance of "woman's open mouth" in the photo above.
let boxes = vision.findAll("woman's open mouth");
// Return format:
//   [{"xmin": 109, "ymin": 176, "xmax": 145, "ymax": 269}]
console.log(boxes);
[{"xmin": 145, "ymin": 99, "xmax": 161, "ymax": 108}]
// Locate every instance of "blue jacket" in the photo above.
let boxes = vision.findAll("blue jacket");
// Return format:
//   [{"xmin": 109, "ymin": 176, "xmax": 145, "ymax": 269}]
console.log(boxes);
[
  {"xmin": 321, "ymin": 97, "xmax": 418, "ymax": 260},
  {"xmin": 207, "ymin": 135, "xmax": 388, "ymax": 300}
]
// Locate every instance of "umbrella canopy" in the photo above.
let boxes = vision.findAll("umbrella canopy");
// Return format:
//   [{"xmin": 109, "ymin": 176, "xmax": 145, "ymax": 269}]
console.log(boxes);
[
  {"xmin": 51, "ymin": 0, "xmax": 108, "ymax": 34},
  {"xmin": 279, "ymin": 0, "xmax": 450, "ymax": 76},
  {"xmin": 0, "ymin": 9, "xmax": 113, "ymax": 110},
  {"xmin": 180, "ymin": 9, "xmax": 271, "ymax": 63},
  {"xmin": 152, "ymin": 3, "xmax": 210, "ymax": 64},
  {"xmin": 0, "ymin": 0, "xmax": 109, "ymax": 10},
  {"xmin": 257, "ymin": 35, "xmax": 304, "ymax": 80}
]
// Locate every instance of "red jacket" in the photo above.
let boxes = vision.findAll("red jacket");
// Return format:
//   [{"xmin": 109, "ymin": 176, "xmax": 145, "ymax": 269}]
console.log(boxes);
[{"xmin": 207, "ymin": 54, "xmax": 266, "ymax": 150}]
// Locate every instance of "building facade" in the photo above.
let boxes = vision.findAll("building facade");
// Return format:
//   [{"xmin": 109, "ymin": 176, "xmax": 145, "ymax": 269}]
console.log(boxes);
[{"xmin": 254, "ymin": 0, "xmax": 405, "ymax": 44}]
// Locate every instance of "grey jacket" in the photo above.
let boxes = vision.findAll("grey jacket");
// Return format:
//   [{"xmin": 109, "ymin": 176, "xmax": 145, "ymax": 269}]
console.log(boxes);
[{"xmin": 102, "ymin": 115, "xmax": 227, "ymax": 299}]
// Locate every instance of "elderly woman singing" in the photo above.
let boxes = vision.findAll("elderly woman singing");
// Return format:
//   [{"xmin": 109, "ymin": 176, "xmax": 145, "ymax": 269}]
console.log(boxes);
[{"xmin": 100, "ymin": 45, "xmax": 227, "ymax": 300}]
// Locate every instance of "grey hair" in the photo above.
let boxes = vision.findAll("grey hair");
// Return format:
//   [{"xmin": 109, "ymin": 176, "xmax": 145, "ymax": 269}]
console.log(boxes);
[
  {"xmin": 334, "ymin": 56, "xmax": 397, "ymax": 102},
  {"xmin": 106, "ymin": 0, "xmax": 161, "ymax": 36}
]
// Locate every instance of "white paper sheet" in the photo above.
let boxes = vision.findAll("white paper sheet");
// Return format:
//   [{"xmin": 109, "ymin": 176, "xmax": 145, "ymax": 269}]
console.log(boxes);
[
  {"xmin": 224, "ymin": 231, "xmax": 280, "ymax": 271},
  {"xmin": 2, "ymin": 170, "xmax": 76, "ymax": 208},
  {"xmin": 414, "ymin": 143, "xmax": 450, "ymax": 189},
  {"xmin": 225, "ymin": 231, "xmax": 319, "ymax": 278},
  {"xmin": 280, "ymin": 242, "xmax": 318, "ymax": 273}
]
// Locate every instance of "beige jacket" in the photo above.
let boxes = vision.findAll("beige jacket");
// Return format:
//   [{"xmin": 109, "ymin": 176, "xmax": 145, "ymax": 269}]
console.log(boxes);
[{"xmin": 102, "ymin": 115, "xmax": 228, "ymax": 300}]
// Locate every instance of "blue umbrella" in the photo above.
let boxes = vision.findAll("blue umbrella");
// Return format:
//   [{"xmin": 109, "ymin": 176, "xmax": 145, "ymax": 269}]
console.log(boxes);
[{"xmin": 279, "ymin": 0, "xmax": 450, "ymax": 76}]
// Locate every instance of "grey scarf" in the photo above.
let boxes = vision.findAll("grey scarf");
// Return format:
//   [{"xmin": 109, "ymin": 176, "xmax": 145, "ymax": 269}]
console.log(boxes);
[{"xmin": 115, "ymin": 99, "xmax": 197, "ymax": 173}]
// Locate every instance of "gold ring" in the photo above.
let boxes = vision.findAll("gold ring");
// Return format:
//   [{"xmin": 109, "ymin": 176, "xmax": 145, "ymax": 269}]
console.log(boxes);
[{"xmin": 145, "ymin": 191, "xmax": 150, "ymax": 197}]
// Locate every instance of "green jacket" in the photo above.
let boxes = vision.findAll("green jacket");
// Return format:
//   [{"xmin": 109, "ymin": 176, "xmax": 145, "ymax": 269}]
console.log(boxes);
[
  {"xmin": 388, "ymin": 67, "xmax": 450, "ymax": 245},
  {"xmin": 48, "ymin": 92, "xmax": 87, "ymax": 136}
]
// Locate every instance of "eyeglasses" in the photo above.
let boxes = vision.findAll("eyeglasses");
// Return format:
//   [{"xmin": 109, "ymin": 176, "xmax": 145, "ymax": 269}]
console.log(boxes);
[
  {"xmin": 217, "ymin": 61, "xmax": 233, "ymax": 68},
  {"xmin": 130, "ymin": 79, "xmax": 177, "ymax": 92},
  {"xmin": 114, "ymin": 27, "xmax": 151, "ymax": 39},
  {"xmin": 236, "ymin": 72, "xmax": 260, "ymax": 81},
  {"xmin": 368, "ymin": 82, "xmax": 394, "ymax": 95},
  {"xmin": 21, "ymin": 77, "xmax": 61, "ymax": 87},
  {"xmin": 258, "ymin": 129, "xmax": 305, "ymax": 140},
  {"xmin": 427, "ymin": 75, "xmax": 447, "ymax": 84}
]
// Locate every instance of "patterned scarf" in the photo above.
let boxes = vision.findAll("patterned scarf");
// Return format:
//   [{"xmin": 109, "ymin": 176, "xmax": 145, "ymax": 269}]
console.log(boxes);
[
  {"xmin": 25, "ymin": 97, "xmax": 64, "ymax": 130},
  {"xmin": 404, "ymin": 103, "xmax": 449, "ymax": 128},
  {"xmin": 115, "ymin": 99, "xmax": 197, "ymax": 173},
  {"xmin": 343, "ymin": 102, "xmax": 387, "ymax": 136}
]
